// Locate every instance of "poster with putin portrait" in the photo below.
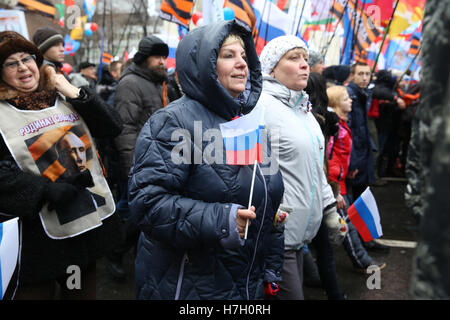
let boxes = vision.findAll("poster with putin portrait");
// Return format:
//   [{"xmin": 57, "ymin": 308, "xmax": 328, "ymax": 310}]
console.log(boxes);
[{"xmin": 0, "ymin": 97, "xmax": 115, "ymax": 239}]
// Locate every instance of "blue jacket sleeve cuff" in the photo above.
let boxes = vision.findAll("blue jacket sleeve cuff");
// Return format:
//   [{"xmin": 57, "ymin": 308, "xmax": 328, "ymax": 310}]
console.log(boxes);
[
  {"xmin": 220, "ymin": 204, "xmax": 245, "ymax": 249},
  {"xmin": 264, "ymin": 269, "xmax": 282, "ymax": 283}
]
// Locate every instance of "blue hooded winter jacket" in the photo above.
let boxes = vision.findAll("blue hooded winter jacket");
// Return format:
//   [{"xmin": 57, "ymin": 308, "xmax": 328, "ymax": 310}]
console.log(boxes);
[{"xmin": 128, "ymin": 20, "xmax": 285, "ymax": 300}]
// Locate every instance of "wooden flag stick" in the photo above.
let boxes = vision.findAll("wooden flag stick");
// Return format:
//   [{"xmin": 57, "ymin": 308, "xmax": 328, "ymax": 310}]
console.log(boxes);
[{"xmin": 244, "ymin": 159, "xmax": 258, "ymax": 240}]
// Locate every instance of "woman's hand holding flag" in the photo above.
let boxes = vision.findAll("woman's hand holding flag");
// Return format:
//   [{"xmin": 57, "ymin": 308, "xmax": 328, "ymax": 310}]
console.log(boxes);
[{"xmin": 237, "ymin": 206, "xmax": 256, "ymax": 239}]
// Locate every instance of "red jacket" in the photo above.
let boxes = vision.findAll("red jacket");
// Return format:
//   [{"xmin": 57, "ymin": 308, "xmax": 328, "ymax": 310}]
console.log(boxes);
[{"xmin": 327, "ymin": 117, "xmax": 352, "ymax": 195}]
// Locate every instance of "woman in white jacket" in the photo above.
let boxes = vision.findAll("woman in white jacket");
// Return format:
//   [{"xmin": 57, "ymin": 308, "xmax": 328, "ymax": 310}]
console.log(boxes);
[{"xmin": 255, "ymin": 35, "xmax": 347, "ymax": 300}]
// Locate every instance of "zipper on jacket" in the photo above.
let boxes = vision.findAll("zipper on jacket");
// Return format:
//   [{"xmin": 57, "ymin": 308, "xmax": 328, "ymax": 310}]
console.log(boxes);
[
  {"xmin": 294, "ymin": 105, "xmax": 318, "ymax": 242},
  {"xmin": 175, "ymin": 252, "xmax": 189, "ymax": 300}
]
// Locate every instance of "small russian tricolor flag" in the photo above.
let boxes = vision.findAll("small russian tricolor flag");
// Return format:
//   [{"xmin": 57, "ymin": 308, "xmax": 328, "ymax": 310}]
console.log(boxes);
[
  {"xmin": 347, "ymin": 188, "xmax": 383, "ymax": 242},
  {"xmin": 219, "ymin": 108, "xmax": 264, "ymax": 166}
]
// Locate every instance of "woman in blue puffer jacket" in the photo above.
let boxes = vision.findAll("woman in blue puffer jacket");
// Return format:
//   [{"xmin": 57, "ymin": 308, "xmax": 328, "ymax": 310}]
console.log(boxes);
[{"xmin": 128, "ymin": 20, "xmax": 285, "ymax": 300}]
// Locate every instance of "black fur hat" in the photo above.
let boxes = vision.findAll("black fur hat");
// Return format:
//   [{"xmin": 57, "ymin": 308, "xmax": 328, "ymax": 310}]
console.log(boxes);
[{"xmin": 133, "ymin": 35, "xmax": 169, "ymax": 65}]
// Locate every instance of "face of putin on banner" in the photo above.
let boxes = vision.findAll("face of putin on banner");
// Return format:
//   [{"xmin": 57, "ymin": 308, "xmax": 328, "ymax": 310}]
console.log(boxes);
[{"xmin": 59, "ymin": 132, "xmax": 87, "ymax": 174}]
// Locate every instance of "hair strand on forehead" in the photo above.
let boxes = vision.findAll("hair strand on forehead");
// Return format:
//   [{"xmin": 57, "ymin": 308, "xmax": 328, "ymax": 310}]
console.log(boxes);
[
  {"xmin": 290, "ymin": 47, "xmax": 308, "ymax": 59},
  {"xmin": 222, "ymin": 33, "xmax": 245, "ymax": 49},
  {"xmin": 271, "ymin": 47, "xmax": 308, "ymax": 73},
  {"xmin": 350, "ymin": 62, "xmax": 370, "ymax": 75},
  {"xmin": 259, "ymin": 35, "xmax": 308, "ymax": 74}
]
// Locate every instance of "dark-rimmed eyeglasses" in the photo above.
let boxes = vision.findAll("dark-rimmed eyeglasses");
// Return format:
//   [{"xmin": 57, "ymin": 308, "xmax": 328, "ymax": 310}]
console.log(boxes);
[{"xmin": 2, "ymin": 54, "xmax": 36, "ymax": 71}]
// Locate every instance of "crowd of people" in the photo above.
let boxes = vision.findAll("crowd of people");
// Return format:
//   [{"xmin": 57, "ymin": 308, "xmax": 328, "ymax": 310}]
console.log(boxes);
[{"xmin": 0, "ymin": 19, "xmax": 420, "ymax": 300}]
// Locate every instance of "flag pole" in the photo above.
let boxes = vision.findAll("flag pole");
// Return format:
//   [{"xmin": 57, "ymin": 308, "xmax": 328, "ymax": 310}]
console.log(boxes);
[
  {"xmin": 256, "ymin": 0, "xmax": 269, "ymax": 49},
  {"xmin": 350, "ymin": 0, "xmax": 368, "ymax": 63},
  {"xmin": 371, "ymin": 0, "xmax": 400, "ymax": 73},
  {"xmin": 348, "ymin": 0, "xmax": 359, "ymax": 63},
  {"xmin": 290, "ymin": 0, "xmax": 300, "ymax": 35},
  {"xmin": 340, "ymin": 2, "xmax": 352, "ymax": 64},
  {"xmin": 322, "ymin": 0, "xmax": 348, "ymax": 57},
  {"xmin": 98, "ymin": 0, "xmax": 107, "ymax": 83},
  {"xmin": 244, "ymin": 159, "xmax": 258, "ymax": 240},
  {"xmin": 293, "ymin": 0, "xmax": 307, "ymax": 36},
  {"xmin": 263, "ymin": 1, "xmax": 273, "ymax": 48}
]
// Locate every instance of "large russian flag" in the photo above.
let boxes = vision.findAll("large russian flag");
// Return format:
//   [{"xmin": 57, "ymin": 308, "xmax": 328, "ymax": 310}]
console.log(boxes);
[
  {"xmin": 219, "ymin": 108, "xmax": 264, "ymax": 165},
  {"xmin": 252, "ymin": 0, "xmax": 292, "ymax": 55},
  {"xmin": 0, "ymin": 217, "xmax": 19, "ymax": 299},
  {"xmin": 347, "ymin": 188, "xmax": 383, "ymax": 242}
]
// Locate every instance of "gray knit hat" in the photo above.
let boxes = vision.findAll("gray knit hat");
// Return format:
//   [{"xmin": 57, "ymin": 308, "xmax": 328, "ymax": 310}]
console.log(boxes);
[
  {"xmin": 308, "ymin": 50, "xmax": 324, "ymax": 68},
  {"xmin": 32, "ymin": 27, "xmax": 64, "ymax": 54},
  {"xmin": 259, "ymin": 35, "xmax": 309, "ymax": 75}
]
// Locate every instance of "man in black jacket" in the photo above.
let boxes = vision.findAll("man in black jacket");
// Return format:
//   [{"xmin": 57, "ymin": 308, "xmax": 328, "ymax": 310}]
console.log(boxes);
[
  {"xmin": 372, "ymin": 70, "xmax": 406, "ymax": 178},
  {"xmin": 114, "ymin": 35, "xmax": 168, "ymax": 184},
  {"xmin": 107, "ymin": 35, "xmax": 169, "ymax": 279}
]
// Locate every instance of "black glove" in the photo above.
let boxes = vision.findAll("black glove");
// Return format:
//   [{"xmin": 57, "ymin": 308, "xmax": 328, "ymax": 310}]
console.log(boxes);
[
  {"xmin": 44, "ymin": 181, "xmax": 79, "ymax": 212},
  {"xmin": 324, "ymin": 111, "xmax": 340, "ymax": 137},
  {"xmin": 44, "ymin": 170, "xmax": 95, "ymax": 211},
  {"xmin": 64, "ymin": 169, "xmax": 95, "ymax": 189}
]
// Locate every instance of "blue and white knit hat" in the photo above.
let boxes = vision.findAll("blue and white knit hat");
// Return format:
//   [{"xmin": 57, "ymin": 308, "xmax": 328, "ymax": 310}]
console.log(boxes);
[{"xmin": 259, "ymin": 35, "xmax": 309, "ymax": 75}]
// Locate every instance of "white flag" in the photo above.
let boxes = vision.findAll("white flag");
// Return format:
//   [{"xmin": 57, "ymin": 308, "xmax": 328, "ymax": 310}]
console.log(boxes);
[
  {"xmin": 0, "ymin": 217, "xmax": 19, "ymax": 299},
  {"xmin": 203, "ymin": 0, "xmax": 225, "ymax": 25}
]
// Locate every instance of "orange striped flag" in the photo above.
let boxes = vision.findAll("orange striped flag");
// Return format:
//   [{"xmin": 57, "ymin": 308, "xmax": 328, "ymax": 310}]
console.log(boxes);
[
  {"xmin": 330, "ymin": 0, "xmax": 347, "ymax": 20},
  {"xmin": 223, "ymin": 0, "xmax": 258, "ymax": 42},
  {"xmin": 223, "ymin": 0, "xmax": 258, "ymax": 41},
  {"xmin": 160, "ymin": 0, "xmax": 195, "ymax": 29},
  {"xmin": 18, "ymin": 0, "xmax": 56, "ymax": 18},
  {"xmin": 408, "ymin": 35, "xmax": 420, "ymax": 56},
  {"xmin": 333, "ymin": 0, "xmax": 382, "ymax": 61},
  {"xmin": 102, "ymin": 52, "xmax": 113, "ymax": 64}
]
